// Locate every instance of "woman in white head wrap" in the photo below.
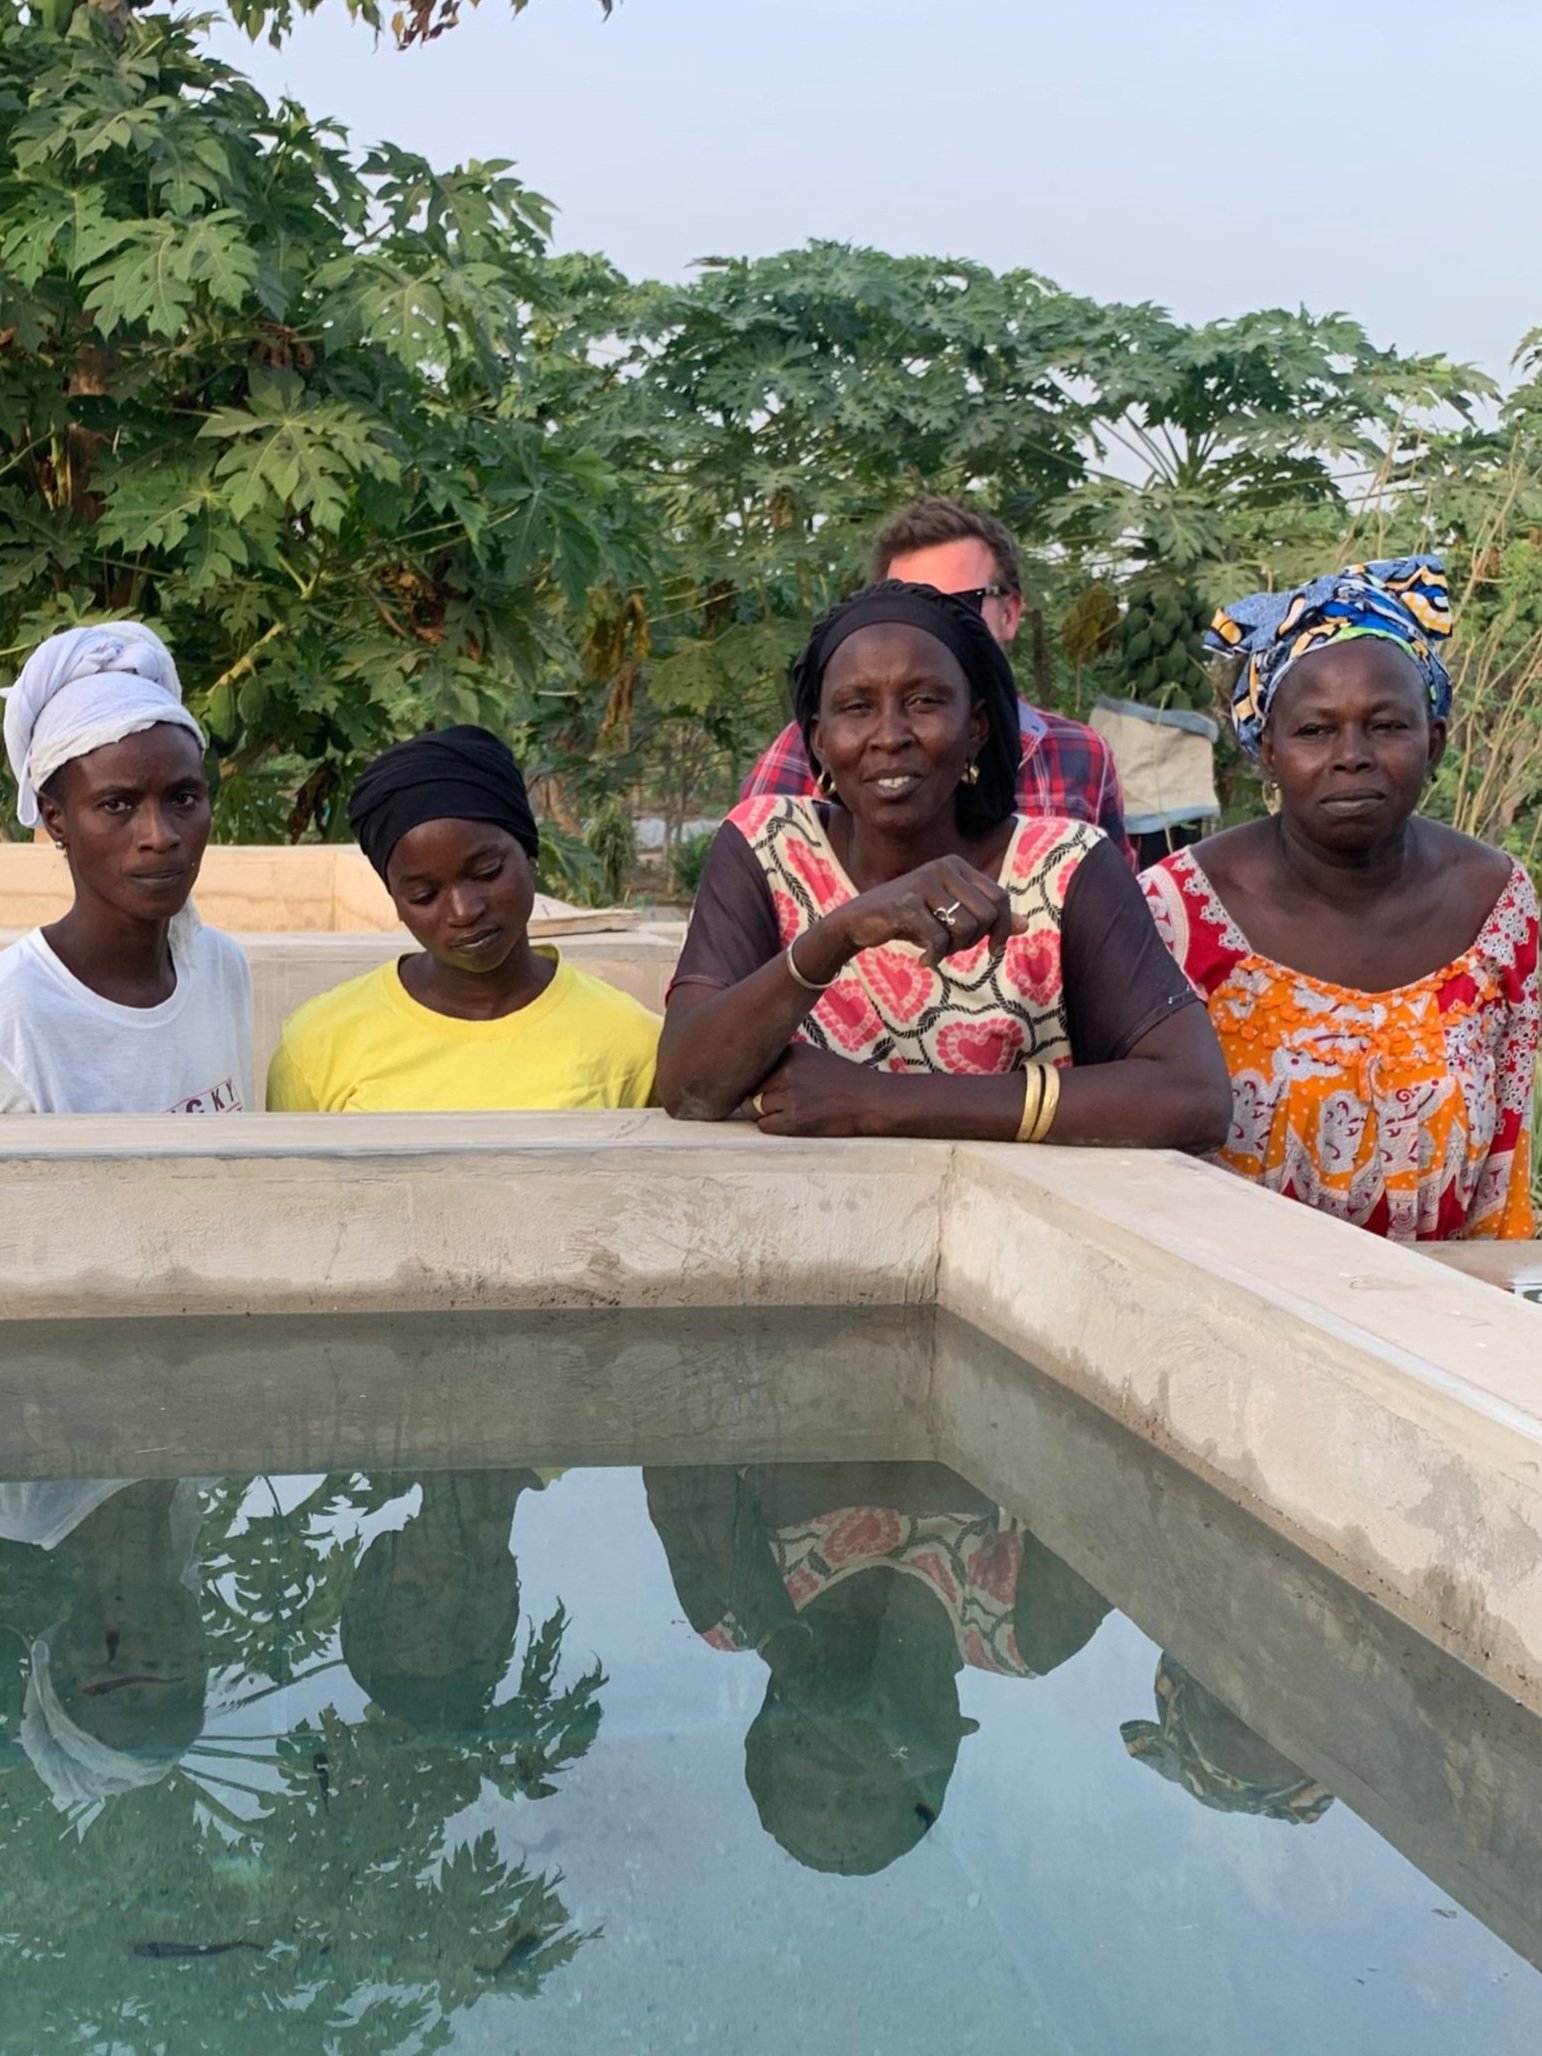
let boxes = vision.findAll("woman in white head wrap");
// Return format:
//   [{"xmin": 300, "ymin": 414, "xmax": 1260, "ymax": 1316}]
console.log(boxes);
[
  {"xmin": 0, "ymin": 622, "xmax": 251, "ymax": 1112},
  {"xmin": 0, "ymin": 1478, "xmax": 209, "ymax": 1819}
]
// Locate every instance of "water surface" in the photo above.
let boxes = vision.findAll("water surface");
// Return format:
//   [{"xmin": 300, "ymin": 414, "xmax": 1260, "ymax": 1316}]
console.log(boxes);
[{"xmin": 0, "ymin": 1308, "xmax": 1537, "ymax": 2053}]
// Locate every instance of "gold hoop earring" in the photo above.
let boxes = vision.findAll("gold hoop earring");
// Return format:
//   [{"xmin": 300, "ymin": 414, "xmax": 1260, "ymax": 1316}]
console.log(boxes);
[
  {"xmin": 816, "ymin": 768, "xmax": 836, "ymax": 800},
  {"xmin": 961, "ymin": 759, "xmax": 980, "ymax": 787}
]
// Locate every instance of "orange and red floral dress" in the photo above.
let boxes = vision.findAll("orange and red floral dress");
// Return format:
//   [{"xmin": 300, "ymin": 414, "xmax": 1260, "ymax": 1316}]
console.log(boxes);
[{"xmin": 1140, "ymin": 849, "xmax": 1540, "ymax": 1241}]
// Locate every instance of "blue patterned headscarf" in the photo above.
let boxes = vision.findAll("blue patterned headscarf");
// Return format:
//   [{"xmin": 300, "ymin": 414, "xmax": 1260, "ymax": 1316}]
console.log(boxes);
[{"xmin": 1206, "ymin": 556, "xmax": 1453, "ymax": 758}]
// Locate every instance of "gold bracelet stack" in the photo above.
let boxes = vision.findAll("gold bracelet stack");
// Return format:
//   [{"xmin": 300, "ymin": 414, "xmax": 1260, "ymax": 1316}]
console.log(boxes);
[{"xmin": 1015, "ymin": 1062, "xmax": 1061, "ymax": 1145}]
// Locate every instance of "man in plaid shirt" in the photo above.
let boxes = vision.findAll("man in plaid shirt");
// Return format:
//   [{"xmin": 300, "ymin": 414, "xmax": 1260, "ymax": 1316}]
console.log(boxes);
[{"xmin": 740, "ymin": 498, "xmax": 1131, "ymax": 863}]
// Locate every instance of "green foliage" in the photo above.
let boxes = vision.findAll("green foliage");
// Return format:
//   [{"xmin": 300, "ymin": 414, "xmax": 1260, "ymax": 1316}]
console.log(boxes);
[
  {"xmin": 586, "ymin": 793, "xmax": 635, "ymax": 903},
  {"xmin": 671, "ymin": 827, "xmax": 715, "ymax": 903},
  {"xmin": 0, "ymin": 0, "xmax": 641, "ymax": 833},
  {"xmin": 1051, "ymin": 302, "xmax": 1490, "ymax": 586},
  {"xmin": 221, "ymin": 0, "xmax": 612, "ymax": 55},
  {"xmin": 1385, "ymin": 348, "xmax": 1542, "ymax": 862},
  {"xmin": 533, "ymin": 816, "xmax": 606, "ymax": 904},
  {"xmin": 0, "ymin": 0, "xmax": 1523, "ymax": 853},
  {"xmin": 507, "ymin": 242, "xmax": 1097, "ymax": 830},
  {"xmin": 1040, "ymin": 305, "xmax": 1492, "ymax": 721}
]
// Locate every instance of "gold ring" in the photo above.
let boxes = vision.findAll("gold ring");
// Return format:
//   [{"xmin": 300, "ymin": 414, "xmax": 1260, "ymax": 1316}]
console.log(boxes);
[{"xmin": 751, "ymin": 1092, "xmax": 767, "ymax": 1118}]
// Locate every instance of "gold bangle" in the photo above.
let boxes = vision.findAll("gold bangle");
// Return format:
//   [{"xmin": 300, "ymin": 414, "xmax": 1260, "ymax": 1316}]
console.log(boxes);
[
  {"xmin": 1015, "ymin": 1064, "xmax": 1046, "ymax": 1144},
  {"xmin": 1027, "ymin": 1062, "xmax": 1061, "ymax": 1144}
]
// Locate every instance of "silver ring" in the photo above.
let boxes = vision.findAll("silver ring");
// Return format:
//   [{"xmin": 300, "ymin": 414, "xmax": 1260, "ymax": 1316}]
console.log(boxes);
[{"xmin": 932, "ymin": 900, "xmax": 962, "ymax": 929}]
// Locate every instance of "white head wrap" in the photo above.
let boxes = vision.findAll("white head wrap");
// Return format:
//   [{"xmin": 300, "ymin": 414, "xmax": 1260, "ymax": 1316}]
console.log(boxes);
[
  {"xmin": 14, "ymin": 1478, "xmax": 209, "ymax": 1817},
  {"xmin": 0, "ymin": 1479, "xmax": 133, "ymax": 1552},
  {"xmin": 2, "ymin": 622, "xmax": 204, "ymax": 828},
  {"xmin": 20, "ymin": 1635, "xmax": 182, "ymax": 1812}
]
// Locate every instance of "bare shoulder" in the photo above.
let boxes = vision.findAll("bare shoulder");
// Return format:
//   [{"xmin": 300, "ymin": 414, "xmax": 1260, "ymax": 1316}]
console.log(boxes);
[
  {"xmin": 1414, "ymin": 819, "xmax": 1517, "ymax": 900},
  {"xmin": 1178, "ymin": 818, "xmax": 1276, "ymax": 897}
]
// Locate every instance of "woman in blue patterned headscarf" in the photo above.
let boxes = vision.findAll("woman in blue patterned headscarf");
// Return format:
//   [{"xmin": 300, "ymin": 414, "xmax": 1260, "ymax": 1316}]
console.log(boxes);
[
  {"xmin": 1209, "ymin": 557, "xmax": 1453, "ymax": 759},
  {"xmin": 1139, "ymin": 556, "xmax": 1539, "ymax": 1242}
]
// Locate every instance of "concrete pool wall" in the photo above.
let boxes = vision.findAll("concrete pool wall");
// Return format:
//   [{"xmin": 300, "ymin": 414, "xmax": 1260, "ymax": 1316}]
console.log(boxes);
[{"xmin": 0, "ymin": 1113, "xmax": 1539, "ymax": 1717}]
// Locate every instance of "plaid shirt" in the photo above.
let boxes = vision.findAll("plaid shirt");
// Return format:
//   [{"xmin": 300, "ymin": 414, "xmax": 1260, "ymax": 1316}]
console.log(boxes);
[{"xmin": 739, "ymin": 700, "xmax": 1133, "ymax": 864}]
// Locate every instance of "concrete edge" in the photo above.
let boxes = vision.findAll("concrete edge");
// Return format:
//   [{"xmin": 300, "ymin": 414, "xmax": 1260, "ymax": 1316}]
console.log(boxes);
[
  {"xmin": 3, "ymin": 1110, "xmax": 1542, "ymax": 1707},
  {"xmin": 939, "ymin": 1141, "xmax": 1542, "ymax": 1706}
]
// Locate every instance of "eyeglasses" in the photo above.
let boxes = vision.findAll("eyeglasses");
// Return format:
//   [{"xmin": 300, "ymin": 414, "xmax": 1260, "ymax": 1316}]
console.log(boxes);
[{"xmin": 949, "ymin": 585, "xmax": 1010, "ymax": 614}]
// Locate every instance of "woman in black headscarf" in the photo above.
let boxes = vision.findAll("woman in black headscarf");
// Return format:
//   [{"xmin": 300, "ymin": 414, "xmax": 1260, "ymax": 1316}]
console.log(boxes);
[
  {"xmin": 340, "ymin": 1470, "xmax": 540, "ymax": 1737},
  {"xmin": 645, "ymin": 1462, "xmax": 1112, "ymax": 1877},
  {"xmin": 659, "ymin": 584, "xmax": 1229, "ymax": 1146},
  {"xmin": 266, "ymin": 725, "xmax": 658, "ymax": 1111}
]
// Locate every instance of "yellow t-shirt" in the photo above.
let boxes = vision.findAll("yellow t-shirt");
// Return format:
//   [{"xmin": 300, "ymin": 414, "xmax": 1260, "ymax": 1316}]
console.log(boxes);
[{"xmin": 266, "ymin": 950, "xmax": 658, "ymax": 1113}]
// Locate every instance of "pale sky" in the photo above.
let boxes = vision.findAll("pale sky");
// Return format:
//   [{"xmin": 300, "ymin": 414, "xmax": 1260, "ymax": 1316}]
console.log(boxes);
[{"xmin": 215, "ymin": 0, "xmax": 1542, "ymax": 385}]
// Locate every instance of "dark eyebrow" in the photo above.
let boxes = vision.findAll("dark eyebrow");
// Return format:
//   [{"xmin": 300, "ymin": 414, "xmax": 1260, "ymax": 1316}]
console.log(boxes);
[
  {"xmin": 1290, "ymin": 693, "xmax": 1416, "ymax": 718},
  {"xmin": 830, "ymin": 671, "xmax": 956, "ymax": 693},
  {"xmin": 94, "ymin": 772, "xmax": 208, "ymax": 792},
  {"xmin": 394, "ymin": 841, "xmax": 505, "ymax": 888}
]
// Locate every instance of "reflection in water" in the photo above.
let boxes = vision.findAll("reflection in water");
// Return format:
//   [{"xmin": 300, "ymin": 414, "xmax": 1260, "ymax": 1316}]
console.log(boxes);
[
  {"xmin": 0, "ymin": 1478, "xmax": 207, "ymax": 1814},
  {"xmin": 1, "ymin": 1453, "xmax": 1497, "ymax": 2054},
  {"xmin": 341, "ymin": 1468, "xmax": 541, "ymax": 1734},
  {"xmin": 3, "ymin": 1287, "xmax": 1537, "ymax": 2054},
  {"xmin": 0, "ymin": 1467, "xmax": 604, "ymax": 2051},
  {"xmin": 1122, "ymin": 1655, "xmax": 1334, "ymax": 1825},
  {"xmin": 646, "ymin": 1462, "xmax": 1114, "ymax": 1874}
]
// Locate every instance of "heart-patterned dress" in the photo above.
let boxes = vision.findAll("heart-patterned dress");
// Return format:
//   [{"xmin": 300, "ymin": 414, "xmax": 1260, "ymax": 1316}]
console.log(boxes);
[{"xmin": 728, "ymin": 796, "xmax": 1099, "ymax": 1075}]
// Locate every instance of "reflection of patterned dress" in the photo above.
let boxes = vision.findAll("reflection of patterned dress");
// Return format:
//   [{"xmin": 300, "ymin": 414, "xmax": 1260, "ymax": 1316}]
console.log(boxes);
[
  {"xmin": 1141, "ymin": 850, "xmax": 1539, "ymax": 1241},
  {"xmin": 1121, "ymin": 1658, "xmax": 1334, "ymax": 1825},
  {"xmin": 729, "ymin": 797, "xmax": 1100, "ymax": 1074},
  {"xmin": 702, "ymin": 1504, "xmax": 1036, "ymax": 1677}
]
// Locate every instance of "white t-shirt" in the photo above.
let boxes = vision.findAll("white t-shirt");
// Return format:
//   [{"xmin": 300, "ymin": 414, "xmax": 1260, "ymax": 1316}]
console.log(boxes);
[{"xmin": 0, "ymin": 923, "xmax": 252, "ymax": 1114}]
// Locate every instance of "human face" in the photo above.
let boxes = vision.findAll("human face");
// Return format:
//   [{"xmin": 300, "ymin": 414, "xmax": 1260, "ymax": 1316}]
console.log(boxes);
[
  {"xmin": 884, "ymin": 537, "xmax": 1023, "ymax": 648},
  {"xmin": 50, "ymin": 1582, "xmax": 206, "ymax": 1757},
  {"xmin": 810, "ymin": 623, "xmax": 987, "ymax": 836},
  {"xmin": 39, "ymin": 724, "xmax": 210, "ymax": 923},
  {"xmin": 385, "ymin": 818, "xmax": 535, "ymax": 973},
  {"xmin": 1259, "ymin": 639, "xmax": 1444, "ymax": 850}
]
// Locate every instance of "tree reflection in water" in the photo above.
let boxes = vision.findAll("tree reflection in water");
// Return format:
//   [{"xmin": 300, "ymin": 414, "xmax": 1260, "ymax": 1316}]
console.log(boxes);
[{"xmin": 0, "ymin": 1468, "xmax": 603, "ymax": 2053}]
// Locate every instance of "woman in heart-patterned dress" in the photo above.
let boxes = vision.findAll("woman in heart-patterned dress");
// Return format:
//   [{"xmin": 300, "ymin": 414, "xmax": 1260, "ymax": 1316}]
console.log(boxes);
[
  {"xmin": 659, "ymin": 581, "xmax": 1232, "ymax": 1147},
  {"xmin": 643, "ymin": 1462, "xmax": 1112, "ymax": 1875}
]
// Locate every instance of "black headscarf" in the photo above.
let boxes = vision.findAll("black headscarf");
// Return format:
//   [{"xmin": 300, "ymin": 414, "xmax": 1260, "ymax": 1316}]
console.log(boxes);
[
  {"xmin": 791, "ymin": 581, "xmax": 1021, "ymax": 836},
  {"xmin": 347, "ymin": 724, "xmax": 540, "ymax": 882}
]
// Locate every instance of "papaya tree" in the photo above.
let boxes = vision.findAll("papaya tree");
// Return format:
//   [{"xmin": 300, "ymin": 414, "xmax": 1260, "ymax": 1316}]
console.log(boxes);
[
  {"xmin": 1050, "ymin": 302, "xmax": 1493, "ymax": 713},
  {"xmin": 517, "ymin": 242, "xmax": 1094, "ymax": 842},
  {"xmin": 0, "ymin": 0, "xmax": 643, "ymax": 837}
]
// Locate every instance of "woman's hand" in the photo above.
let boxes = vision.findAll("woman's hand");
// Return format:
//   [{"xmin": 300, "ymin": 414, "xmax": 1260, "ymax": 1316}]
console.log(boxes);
[
  {"xmin": 741, "ymin": 1045, "xmax": 895, "ymax": 1137},
  {"xmin": 830, "ymin": 854, "xmax": 1024, "ymax": 970}
]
